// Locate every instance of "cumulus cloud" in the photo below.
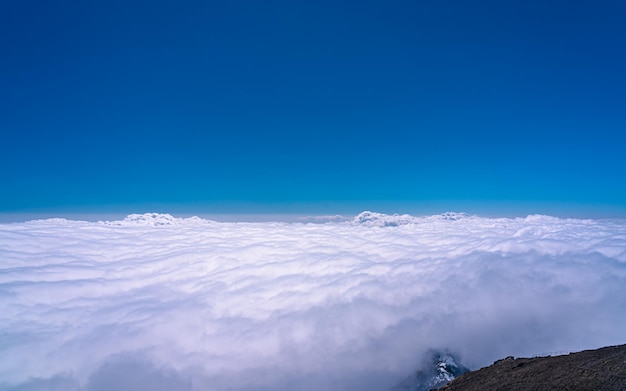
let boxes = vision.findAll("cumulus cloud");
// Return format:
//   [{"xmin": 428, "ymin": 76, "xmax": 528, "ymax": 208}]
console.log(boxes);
[{"xmin": 1, "ymin": 212, "xmax": 625, "ymax": 390}]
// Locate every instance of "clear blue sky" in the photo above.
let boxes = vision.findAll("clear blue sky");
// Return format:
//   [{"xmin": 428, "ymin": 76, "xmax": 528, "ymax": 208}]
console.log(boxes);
[{"xmin": 2, "ymin": 0, "xmax": 625, "ymax": 217}]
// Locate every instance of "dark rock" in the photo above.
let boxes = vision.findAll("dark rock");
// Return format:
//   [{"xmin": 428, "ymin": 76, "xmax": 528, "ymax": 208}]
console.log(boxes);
[{"xmin": 438, "ymin": 344, "xmax": 626, "ymax": 391}]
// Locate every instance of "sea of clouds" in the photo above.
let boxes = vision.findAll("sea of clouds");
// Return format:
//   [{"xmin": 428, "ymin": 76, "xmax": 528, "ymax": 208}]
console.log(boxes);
[{"xmin": 1, "ymin": 211, "xmax": 625, "ymax": 390}]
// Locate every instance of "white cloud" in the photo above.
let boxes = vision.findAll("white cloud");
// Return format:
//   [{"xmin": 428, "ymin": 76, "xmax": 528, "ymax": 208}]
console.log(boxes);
[{"xmin": 1, "ymin": 212, "xmax": 625, "ymax": 390}]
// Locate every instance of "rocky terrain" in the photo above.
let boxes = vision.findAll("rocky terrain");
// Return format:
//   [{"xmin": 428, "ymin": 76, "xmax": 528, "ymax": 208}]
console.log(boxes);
[{"xmin": 438, "ymin": 344, "xmax": 626, "ymax": 391}]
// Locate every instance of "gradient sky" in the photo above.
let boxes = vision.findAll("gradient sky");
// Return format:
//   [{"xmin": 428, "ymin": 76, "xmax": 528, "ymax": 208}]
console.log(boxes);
[{"xmin": 2, "ymin": 0, "xmax": 625, "ymax": 217}]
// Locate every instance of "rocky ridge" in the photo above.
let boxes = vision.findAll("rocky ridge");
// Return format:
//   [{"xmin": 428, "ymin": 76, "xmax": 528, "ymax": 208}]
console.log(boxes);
[{"xmin": 438, "ymin": 344, "xmax": 626, "ymax": 391}]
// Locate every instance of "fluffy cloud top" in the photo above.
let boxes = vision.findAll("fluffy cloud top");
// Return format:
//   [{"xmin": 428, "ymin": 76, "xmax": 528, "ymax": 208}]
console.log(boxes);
[{"xmin": 1, "ymin": 212, "xmax": 625, "ymax": 390}]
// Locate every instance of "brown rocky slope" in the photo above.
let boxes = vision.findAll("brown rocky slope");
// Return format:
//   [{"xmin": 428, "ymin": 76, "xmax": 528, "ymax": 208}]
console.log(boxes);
[{"xmin": 438, "ymin": 344, "xmax": 626, "ymax": 391}]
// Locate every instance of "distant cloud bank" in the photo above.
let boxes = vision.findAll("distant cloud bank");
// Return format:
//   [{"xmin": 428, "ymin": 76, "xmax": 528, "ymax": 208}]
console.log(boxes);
[{"xmin": 1, "ymin": 212, "xmax": 625, "ymax": 390}]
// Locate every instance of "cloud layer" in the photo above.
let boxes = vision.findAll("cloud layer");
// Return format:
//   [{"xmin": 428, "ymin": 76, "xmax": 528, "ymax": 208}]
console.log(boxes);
[{"xmin": 1, "ymin": 212, "xmax": 625, "ymax": 390}]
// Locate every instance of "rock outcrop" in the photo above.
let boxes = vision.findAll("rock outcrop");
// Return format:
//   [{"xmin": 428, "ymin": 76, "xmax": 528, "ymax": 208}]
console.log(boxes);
[{"xmin": 438, "ymin": 344, "xmax": 626, "ymax": 391}]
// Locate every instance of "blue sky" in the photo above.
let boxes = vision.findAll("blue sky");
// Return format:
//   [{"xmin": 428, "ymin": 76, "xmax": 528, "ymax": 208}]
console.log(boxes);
[{"xmin": 2, "ymin": 0, "xmax": 625, "ymax": 217}]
